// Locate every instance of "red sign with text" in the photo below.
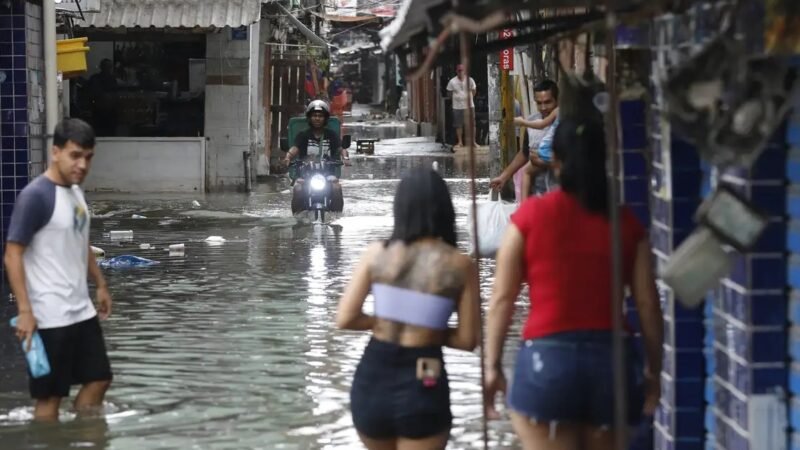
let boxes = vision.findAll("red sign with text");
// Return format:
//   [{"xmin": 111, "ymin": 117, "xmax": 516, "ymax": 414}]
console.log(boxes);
[{"xmin": 500, "ymin": 29, "xmax": 514, "ymax": 70}]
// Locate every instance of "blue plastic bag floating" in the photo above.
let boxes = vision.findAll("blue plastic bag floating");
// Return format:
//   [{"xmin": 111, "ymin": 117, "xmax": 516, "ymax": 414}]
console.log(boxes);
[
  {"xmin": 99, "ymin": 255, "xmax": 159, "ymax": 269},
  {"xmin": 9, "ymin": 316, "xmax": 51, "ymax": 378}
]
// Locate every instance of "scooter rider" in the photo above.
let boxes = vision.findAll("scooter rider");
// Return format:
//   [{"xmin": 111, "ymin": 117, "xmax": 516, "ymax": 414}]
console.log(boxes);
[{"xmin": 284, "ymin": 99, "xmax": 349, "ymax": 214}]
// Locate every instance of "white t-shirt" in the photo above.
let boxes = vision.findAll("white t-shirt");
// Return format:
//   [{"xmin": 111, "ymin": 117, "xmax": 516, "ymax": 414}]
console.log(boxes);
[
  {"xmin": 7, "ymin": 176, "xmax": 95, "ymax": 329},
  {"xmin": 447, "ymin": 76, "xmax": 476, "ymax": 110},
  {"xmin": 526, "ymin": 112, "xmax": 549, "ymax": 153}
]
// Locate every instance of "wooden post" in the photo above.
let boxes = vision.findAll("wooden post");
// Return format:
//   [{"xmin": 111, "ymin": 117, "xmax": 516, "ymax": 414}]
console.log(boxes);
[{"xmin": 499, "ymin": 68, "xmax": 515, "ymax": 198}]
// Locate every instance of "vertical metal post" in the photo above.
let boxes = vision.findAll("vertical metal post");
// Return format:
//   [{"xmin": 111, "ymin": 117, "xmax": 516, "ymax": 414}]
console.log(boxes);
[
  {"xmin": 243, "ymin": 151, "xmax": 252, "ymax": 192},
  {"xmin": 603, "ymin": 4, "xmax": 628, "ymax": 449},
  {"xmin": 459, "ymin": 29, "xmax": 489, "ymax": 450},
  {"xmin": 44, "ymin": 0, "xmax": 57, "ymax": 159}
]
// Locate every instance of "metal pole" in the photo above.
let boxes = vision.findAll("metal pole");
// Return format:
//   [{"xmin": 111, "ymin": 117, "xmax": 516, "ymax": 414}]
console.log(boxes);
[
  {"xmin": 603, "ymin": 4, "xmax": 628, "ymax": 449},
  {"xmin": 459, "ymin": 30, "xmax": 489, "ymax": 450},
  {"xmin": 44, "ymin": 0, "xmax": 58, "ymax": 155},
  {"xmin": 243, "ymin": 151, "xmax": 252, "ymax": 192}
]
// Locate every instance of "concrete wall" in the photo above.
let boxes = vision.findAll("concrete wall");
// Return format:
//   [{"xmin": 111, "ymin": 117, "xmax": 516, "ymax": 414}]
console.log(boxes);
[
  {"xmin": 204, "ymin": 27, "xmax": 250, "ymax": 191},
  {"xmin": 254, "ymin": 20, "xmax": 271, "ymax": 177},
  {"xmin": 83, "ymin": 137, "xmax": 205, "ymax": 192}
]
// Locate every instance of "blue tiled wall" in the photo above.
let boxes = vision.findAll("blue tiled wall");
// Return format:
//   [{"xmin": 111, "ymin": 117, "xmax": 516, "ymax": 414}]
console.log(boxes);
[
  {"xmin": 647, "ymin": 11, "xmax": 707, "ymax": 450},
  {"xmin": 642, "ymin": 2, "xmax": 788, "ymax": 450},
  {"xmin": 787, "ymin": 87, "xmax": 800, "ymax": 450},
  {"xmin": 0, "ymin": 0, "xmax": 29, "ymax": 292},
  {"xmin": 708, "ymin": 126, "xmax": 788, "ymax": 450}
]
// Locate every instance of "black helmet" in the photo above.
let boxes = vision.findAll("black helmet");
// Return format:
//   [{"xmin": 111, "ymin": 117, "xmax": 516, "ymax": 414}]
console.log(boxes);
[{"xmin": 305, "ymin": 99, "xmax": 330, "ymax": 118}]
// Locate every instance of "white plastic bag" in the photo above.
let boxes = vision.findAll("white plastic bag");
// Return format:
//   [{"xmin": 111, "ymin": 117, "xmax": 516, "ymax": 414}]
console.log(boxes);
[{"xmin": 467, "ymin": 196, "xmax": 517, "ymax": 258}]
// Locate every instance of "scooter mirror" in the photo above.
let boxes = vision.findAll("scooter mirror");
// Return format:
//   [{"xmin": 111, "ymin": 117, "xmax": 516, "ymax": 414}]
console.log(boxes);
[
  {"xmin": 279, "ymin": 136, "xmax": 289, "ymax": 152},
  {"xmin": 342, "ymin": 135, "xmax": 352, "ymax": 149}
]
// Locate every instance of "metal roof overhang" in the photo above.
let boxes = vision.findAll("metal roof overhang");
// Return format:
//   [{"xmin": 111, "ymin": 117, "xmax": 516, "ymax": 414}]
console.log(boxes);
[
  {"xmin": 379, "ymin": 0, "xmax": 654, "ymax": 52},
  {"xmin": 76, "ymin": 0, "xmax": 268, "ymax": 29}
]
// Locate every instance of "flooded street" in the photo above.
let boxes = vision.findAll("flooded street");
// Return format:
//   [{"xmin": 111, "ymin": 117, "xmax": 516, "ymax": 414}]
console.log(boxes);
[{"xmin": 0, "ymin": 134, "xmax": 529, "ymax": 449}]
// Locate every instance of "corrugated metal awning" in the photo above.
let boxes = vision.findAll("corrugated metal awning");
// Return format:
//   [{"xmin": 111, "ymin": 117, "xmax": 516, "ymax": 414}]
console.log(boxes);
[
  {"xmin": 380, "ymin": 0, "xmax": 650, "ymax": 52},
  {"xmin": 77, "ymin": 0, "xmax": 267, "ymax": 29}
]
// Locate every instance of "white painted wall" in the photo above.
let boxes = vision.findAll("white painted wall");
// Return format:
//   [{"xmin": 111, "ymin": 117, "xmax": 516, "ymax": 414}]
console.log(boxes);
[
  {"xmin": 205, "ymin": 28, "xmax": 251, "ymax": 190},
  {"xmin": 84, "ymin": 137, "xmax": 206, "ymax": 192}
]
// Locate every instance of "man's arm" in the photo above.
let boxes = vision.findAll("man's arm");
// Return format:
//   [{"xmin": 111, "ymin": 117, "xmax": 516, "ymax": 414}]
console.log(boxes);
[
  {"xmin": 285, "ymin": 133, "xmax": 306, "ymax": 164},
  {"xmin": 87, "ymin": 245, "xmax": 112, "ymax": 320},
  {"xmin": 489, "ymin": 151, "xmax": 529, "ymax": 190},
  {"xmin": 285, "ymin": 146, "xmax": 300, "ymax": 163},
  {"xmin": 4, "ymin": 243, "xmax": 35, "ymax": 349},
  {"xmin": 4, "ymin": 185, "xmax": 52, "ymax": 349},
  {"xmin": 529, "ymin": 153, "xmax": 550, "ymax": 169}
]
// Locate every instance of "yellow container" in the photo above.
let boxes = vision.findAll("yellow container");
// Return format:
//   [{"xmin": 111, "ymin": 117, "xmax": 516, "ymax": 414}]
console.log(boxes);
[{"xmin": 56, "ymin": 37, "xmax": 90, "ymax": 78}]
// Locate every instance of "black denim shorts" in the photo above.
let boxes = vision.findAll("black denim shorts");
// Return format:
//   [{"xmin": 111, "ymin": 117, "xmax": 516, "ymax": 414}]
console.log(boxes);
[{"xmin": 350, "ymin": 338, "xmax": 452, "ymax": 439}]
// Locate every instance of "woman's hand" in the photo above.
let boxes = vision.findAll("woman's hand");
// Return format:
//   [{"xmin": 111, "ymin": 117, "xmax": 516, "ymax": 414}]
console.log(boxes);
[
  {"xmin": 483, "ymin": 366, "xmax": 507, "ymax": 420},
  {"xmin": 642, "ymin": 368, "xmax": 660, "ymax": 415}
]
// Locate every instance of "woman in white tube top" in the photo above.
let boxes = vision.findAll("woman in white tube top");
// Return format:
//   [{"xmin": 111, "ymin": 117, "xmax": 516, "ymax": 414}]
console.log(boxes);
[{"xmin": 337, "ymin": 169, "xmax": 480, "ymax": 450}]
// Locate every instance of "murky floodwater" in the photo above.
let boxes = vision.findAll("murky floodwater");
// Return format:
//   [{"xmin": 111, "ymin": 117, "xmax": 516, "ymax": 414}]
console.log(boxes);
[{"xmin": 0, "ymin": 136, "xmax": 530, "ymax": 449}]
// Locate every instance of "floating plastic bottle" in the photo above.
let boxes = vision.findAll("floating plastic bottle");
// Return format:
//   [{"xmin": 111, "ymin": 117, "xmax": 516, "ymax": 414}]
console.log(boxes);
[
  {"xmin": 9, "ymin": 316, "xmax": 51, "ymax": 378},
  {"xmin": 98, "ymin": 255, "xmax": 159, "ymax": 269},
  {"xmin": 109, "ymin": 230, "xmax": 134, "ymax": 240}
]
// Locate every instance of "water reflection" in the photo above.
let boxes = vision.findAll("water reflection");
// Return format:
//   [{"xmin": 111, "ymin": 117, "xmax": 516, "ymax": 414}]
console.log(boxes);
[{"xmin": 0, "ymin": 147, "xmax": 527, "ymax": 449}]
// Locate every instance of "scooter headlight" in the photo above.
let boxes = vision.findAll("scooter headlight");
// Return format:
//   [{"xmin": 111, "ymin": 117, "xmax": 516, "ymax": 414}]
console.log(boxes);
[{"xmin": 309, "ymin": 174, "xmax": 327, "ymax": 191}]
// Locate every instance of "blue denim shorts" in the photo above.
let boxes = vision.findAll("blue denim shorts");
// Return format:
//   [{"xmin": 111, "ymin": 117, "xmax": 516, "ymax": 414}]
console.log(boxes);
[{"xmin": 507, "ymin": 331, "xmax": 644, "ymax": 426}]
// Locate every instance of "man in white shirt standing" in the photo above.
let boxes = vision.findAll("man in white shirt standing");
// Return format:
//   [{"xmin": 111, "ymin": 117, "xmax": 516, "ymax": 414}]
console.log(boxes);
[
  {"xmin": 5, "ymin": 118, "xmax": 113, "ymax": 421},
  {"xmin": 446, "ymin": 64, "xmax": 477, "ymax": 148}
]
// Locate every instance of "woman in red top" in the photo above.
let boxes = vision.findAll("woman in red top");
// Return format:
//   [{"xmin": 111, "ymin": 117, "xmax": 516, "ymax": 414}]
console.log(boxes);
[{"xmin": 483, "ymin": 118, "xmax": 663, "ymax": 449}]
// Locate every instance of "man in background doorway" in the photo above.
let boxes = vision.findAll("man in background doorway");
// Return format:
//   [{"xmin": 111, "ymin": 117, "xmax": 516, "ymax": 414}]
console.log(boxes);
[{"xmin": 446, "ymin": 64, "xmax": 477, "ymax": 148}]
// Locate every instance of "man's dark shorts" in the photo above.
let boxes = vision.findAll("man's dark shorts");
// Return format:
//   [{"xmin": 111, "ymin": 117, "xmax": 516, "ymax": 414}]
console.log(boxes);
[
  {"xmin": 452, "ymin": 108, "xmax": 465, "ymax": 127},
  {"xmin": 30, "ymin": 316, "xmax": 113, "ymax": 399}
]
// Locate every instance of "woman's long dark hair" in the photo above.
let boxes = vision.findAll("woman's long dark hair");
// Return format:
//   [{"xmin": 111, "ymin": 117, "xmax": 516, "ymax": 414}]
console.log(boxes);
[
  {"xmin": 389, "ymin": 169, "xmax": 457, "ymax": 247},
  {"xmin": 552, "ymin": 118, "xmax": 609, "ymax": 215}
]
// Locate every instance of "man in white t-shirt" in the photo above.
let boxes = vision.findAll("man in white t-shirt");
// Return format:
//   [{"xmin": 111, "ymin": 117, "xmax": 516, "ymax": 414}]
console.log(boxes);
[
  {"xmin": 5, "ymin": 118, "xmax": 113, "ymax": 421},
  {"xmin": 446, "ymin": 64, "xmax": 477, "ymax": 148}
]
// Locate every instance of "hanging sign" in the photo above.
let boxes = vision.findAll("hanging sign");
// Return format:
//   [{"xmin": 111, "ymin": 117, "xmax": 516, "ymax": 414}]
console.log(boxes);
[{"xmin": 500, "ymin": 29, "xmax": 514, "ymax": 71}]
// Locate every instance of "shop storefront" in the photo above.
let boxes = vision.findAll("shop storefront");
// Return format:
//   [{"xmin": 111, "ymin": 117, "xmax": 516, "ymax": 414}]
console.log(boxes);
[
  {"xmin": 69, "ymin": 29, "xmax": 206, "ymax": 138},
  {"xmin": 68, "ymin": 0, "xmax": 269, "ymax": 193}
]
